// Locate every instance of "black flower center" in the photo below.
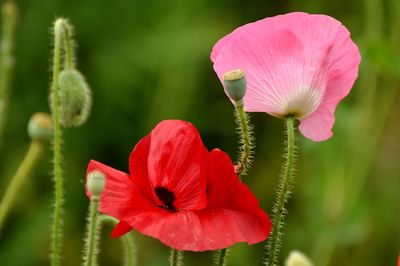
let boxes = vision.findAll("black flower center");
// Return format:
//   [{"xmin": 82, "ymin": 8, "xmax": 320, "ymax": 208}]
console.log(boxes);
[{"xmin": 155, "ymin": 186, "xmax": 176, "ymax": 211}]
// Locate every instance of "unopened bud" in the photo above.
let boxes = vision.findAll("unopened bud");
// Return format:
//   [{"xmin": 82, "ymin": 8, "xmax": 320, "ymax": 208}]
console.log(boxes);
[
  {"xmin": 223, "ymin": 69, "xmax": 246, "ymax": 105},
  {"xmin": 285, "ymin": 250, "xmax": 313, "ymax": 266},
  {"xmin": 87, "ymin": 170, "xmax": 105, "ymax": 198},
  {"xmin": 58, "ymin": 69, "xmax": 92, "ymax": 128},
  {"xmin": 27, "ymin": 112, "xmax": 52, "ymax": 141}
]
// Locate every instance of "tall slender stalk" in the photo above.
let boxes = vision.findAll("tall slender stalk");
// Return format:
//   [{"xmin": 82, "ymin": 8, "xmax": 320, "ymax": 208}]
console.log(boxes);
[
  {"xmin": 83, "ymin": 198, "xmax": 100, "ymax": 266},
  {"xmin": 50, "ymin": 18, "xmax": 75, "ymax": 266},
  {"xmin": 0, "ymin": 2, "xmax": 17, "ymax": 147},
  {"xmin": 234, "ymin": 103, "xmax": 254, "ymax": 178},
  {"xmin": 50, "ymin": 19, "xmax": 64, "ymax": 266},
  {"xmin": 214, "ymin": 102, "xmax": 254, "ymax": 266},
  {"xmin": 0, "ymin": 140, "xmax": 43, "ymax": 231},
  {"xmin": 265, "ymin": 117, "xmax": 296, "ymax": 266}
]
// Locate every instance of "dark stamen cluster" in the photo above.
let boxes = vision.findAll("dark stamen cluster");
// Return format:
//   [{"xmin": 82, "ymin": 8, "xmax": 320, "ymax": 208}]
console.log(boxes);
[{"xmin": 155, "ymin": 186, "xmax": 176, "ymax": 211}]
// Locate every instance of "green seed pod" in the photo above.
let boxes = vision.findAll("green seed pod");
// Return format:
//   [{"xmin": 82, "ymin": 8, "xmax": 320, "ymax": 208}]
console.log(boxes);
[
  {"xmin": 27, "ymin": 112, "xmax": 53, "ymax": 141},
  {"xmin": 58, "ymin": 69, "xmax": 91, "ymax": 128},
  {"xmin": 87, "ymin": 170, "xmax": 106, "ymax": 198},
  {"xmin": 223, "ymin": 69, "xmax": 247, "ymax": 105}
]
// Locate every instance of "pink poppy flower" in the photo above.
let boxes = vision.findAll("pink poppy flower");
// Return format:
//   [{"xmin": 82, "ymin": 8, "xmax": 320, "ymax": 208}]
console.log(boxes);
[
  {"xmin": 86, "ymin": 120, "xmax": 271, "ymax": 251},
  {"xmin": 211, "ymin": 12, "xmax": 361, "ymax": 141}
]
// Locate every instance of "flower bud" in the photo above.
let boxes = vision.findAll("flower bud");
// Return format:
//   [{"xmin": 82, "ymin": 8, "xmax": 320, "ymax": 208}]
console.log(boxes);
[
  {"xmin": 285, "ymin": 250, "xmax": 313, "ymax": 266},
  {"xmin": 223, "ymin": 69, "xmax": 246, "ymax": 105},
  {"xmin": 58, "ymin": 69, "xmax": 91, "ymax": 128},
  {"xmin": 27, "ymin": 112, "xmax": 52, "ymax": 141},
  {"xmin": 87, "ymin": 170, "xmax": 105, "ymax": 198}
]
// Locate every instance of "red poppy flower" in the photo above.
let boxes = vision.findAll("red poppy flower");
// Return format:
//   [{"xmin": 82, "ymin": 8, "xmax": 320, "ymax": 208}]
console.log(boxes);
[{"xmin": 86, "ymin": 120, "xmax": 271, "ymax": 251}]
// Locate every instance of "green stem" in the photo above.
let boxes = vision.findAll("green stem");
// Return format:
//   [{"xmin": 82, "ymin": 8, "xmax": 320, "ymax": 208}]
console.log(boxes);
[
  {"xmin": 0, "ymin": 140, "xmax": 43, "ymax": 231},
  {"xmin": 121, "ymin": 233, "xmax": 135, "ymax": 266},
  {"xmin": 215, "ymin": 248, "xmax": 229, "ymax": 266},
  {"xmin": 0, "ymin": 2, "xmax": 17, "ymax": 148},
  {"xmin": 214, "ymin": 103, "xmax": 254, "ymax": 266},
  {"xmin": 60, "ymin": 21, "xmax": 75, "ymax": 70},
  {"xmin": 234, "ymin": 103, "xmax": 253, "ymax": 178},
  {"xmin": 169, "ymin": 248, "xmax": 183, "ymax": 266},
  {"xmin": 83, "ymin": 197, "xmax": 100, "ymax": 266},
  {"xmin": 50, "ymin": 19, "xmax": 65, "ymax": 266},
  {"xmin": 97, "ymin": 215, "xmax": 137, "ymax": 266},
  {"xmin": 265, "ymin": 117, "xmax": 296, "ymax": 266}
]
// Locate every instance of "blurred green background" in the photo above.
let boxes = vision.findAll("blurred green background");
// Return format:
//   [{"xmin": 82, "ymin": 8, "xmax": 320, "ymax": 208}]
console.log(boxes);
[{"xmin": 0, "ymin": 0, "xmax": 399, "ymax": 265}]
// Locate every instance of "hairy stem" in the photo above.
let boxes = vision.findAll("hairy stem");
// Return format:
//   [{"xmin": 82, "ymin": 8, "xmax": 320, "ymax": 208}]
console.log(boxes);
[
  {"xmin": 121, "ymin": 233, "xmax": 136, "ymax": 266},
  {"xmin": 97, "ymin": 215, "xmax": 137, "ymax": 266},
  {"xmin": 265, "ymin": 117, "xmax": 296, "ymax": 266},
  {"xmin": 50, "ymin": 19, "xmax": 64, "ymax": 266},
  {"xmin": 83, "ymin": 197, "xmax": 100, "ymax": 266},
  {"xmin": 0, "ymin": 2, "xmax": 17, "ymax": 148},
  {"xmin": 215, "ymin": 248, "xmax": 229, "ymax": 266},
  {"xmin": 169, "ymin": 249, "xmax": 183, "ymax": 266},
  {"xmin": 234, "ymin": 103, "xmax": 254, "ymax": 178},
  {"xmin": 0, "ymin": 140, "xmax": 43, "ymax": 231},
  {"xmin": 60, "ymin": 21, "xmax": 75, "ymax": 70},
  {"xmin": 214, "ymin": 104, "xmax": 254, "ymax": 265}
]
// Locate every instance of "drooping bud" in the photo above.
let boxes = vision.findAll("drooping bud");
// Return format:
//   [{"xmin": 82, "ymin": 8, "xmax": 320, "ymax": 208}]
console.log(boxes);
[
  {"xmin": 58, "ymin": 69, "xmax": 91, "ymax": 128},
  {"xmin": 27, "ymin": 112, "xmax": 53, "ymax": 141},
  {"xmin": 86, "ymin": 170, "xmax": 105, "ymax": 198},
  {"xmin": 285, "ymin": 250, "xmax": 313, "ymax": 266},
  {"xmin": 223, "ymin": 69, "xmax": 246, "ymax": 106}
]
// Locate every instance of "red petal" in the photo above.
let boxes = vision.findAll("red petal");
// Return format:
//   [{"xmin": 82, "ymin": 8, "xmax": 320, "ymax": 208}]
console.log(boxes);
[
  {"xmin": 129, "ymin": 134, "xmax": 157, "ymax": 201},
  {"xmin": 111, "ymin": 221, "xmax": 133, "ymax": 238},
  {"xmin": 143, "ymin": 120, "xmax": 208, "ymax": 211},
  {"xmin": 205, "ymin": 149, "xmax": 271, "ymax": 245},
  {"xmin": 119, "ymin": 149, "xmax": 271, "ymax": 251},
  {"xmin": 86, "ymin": 160, "xmax": 154, "ymax": 219}
]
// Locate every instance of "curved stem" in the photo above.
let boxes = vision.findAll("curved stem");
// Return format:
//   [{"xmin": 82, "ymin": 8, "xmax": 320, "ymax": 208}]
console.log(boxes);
[
  {"xmin": 0, "ymin": 140, "xmax": 43, "ymax": 231},
  {"xmin": 60, "ymin": 21, "xmax": 75, "ymax": 70},
  {"xmin": 265, "ymin": 117, "xmax": 296, "ymax": 266},
  {"xmin": 97, "ymin": 215, "xmax": 137, "ymax": 266},
  {"xmin": 169, "ymin": 248, "xmax": 183, "ymax": 266},
  {"xmin": 234, "ymin": 103, "xmax": 253, "ymax": 178},
  {"xmin": 215, "ymin": 103, "xmax": 254, "ymax": 265},
  {"xmin": 0, "ymin": 2, "xmax": 17, "ymax": 148},
  {"xmin": 83, "ymin": 197, "xmax": 100, "ymax": 266},
  {"xmin": 121, "ymin": 233, "xmax": 136, "ymax": 266},
  {"xmin": 50, "ymin": 19, "xmax": 64, "ymax": 266}
]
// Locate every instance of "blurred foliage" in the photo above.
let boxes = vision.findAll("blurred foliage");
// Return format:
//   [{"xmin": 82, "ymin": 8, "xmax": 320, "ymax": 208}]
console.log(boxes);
[{"xmin": 0, "ymin": 0, "xmax": 399, "ymax": 265}]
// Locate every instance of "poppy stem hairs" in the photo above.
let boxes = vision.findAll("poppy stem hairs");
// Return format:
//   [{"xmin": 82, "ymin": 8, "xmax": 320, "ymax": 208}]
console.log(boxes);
[
  {"xmin": 49, "ymin": 18, "xmax": 91, "ymax": 265},
  {"xmin": 98, "ymin": 215, "xmax": 137, "ymax": 266},
  {"xmin": 169, "ymin": 249, "xmax": 184, "ymax": 266},
  {"xmin": 83, "ymin": 171, "xmax": 106, "ymax": 266},
  {"xmin": 224, "ymin": 69, "xmax": 254, "ymax": 178},
  {"xmin": 215, "ymin": 69, "xmax": 255, "ymax": 266},
  {"xmin": 0, "ymin": 1, "xmax": 17, "ymax": 148},
  {"xmin": 265, "ymin": 117, "xmax": 297, "ymax": 266},
  {"xmin": 0, "ymin": 113, "xmax": 51, "ymax": 231}
]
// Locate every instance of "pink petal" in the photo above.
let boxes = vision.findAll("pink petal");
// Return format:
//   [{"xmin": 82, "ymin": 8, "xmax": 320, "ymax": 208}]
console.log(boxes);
[
  {"xmin": 212, "ymin": 12, "xmax": 360, "ymax": 141},
  {"xmin": 299, "ymin": 25, "xmax": 361, "ymax": 141}
]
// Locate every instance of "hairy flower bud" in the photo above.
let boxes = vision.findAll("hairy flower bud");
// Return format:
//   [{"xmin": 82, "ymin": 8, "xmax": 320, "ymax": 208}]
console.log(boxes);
[
  {"xmin": 87, "ymin": 170, "xmax": 106, "ymax": 198},
  {"xmin": 223, "ymin": 69, "xmax": 246, "ymax": 105},
  {"xmin": 27, "ymin": 112, "xmax": 52, "ymax": 141},
  {"xmin": 58, "ymin": 69, "xmax": 91, "ymax": 128}
]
